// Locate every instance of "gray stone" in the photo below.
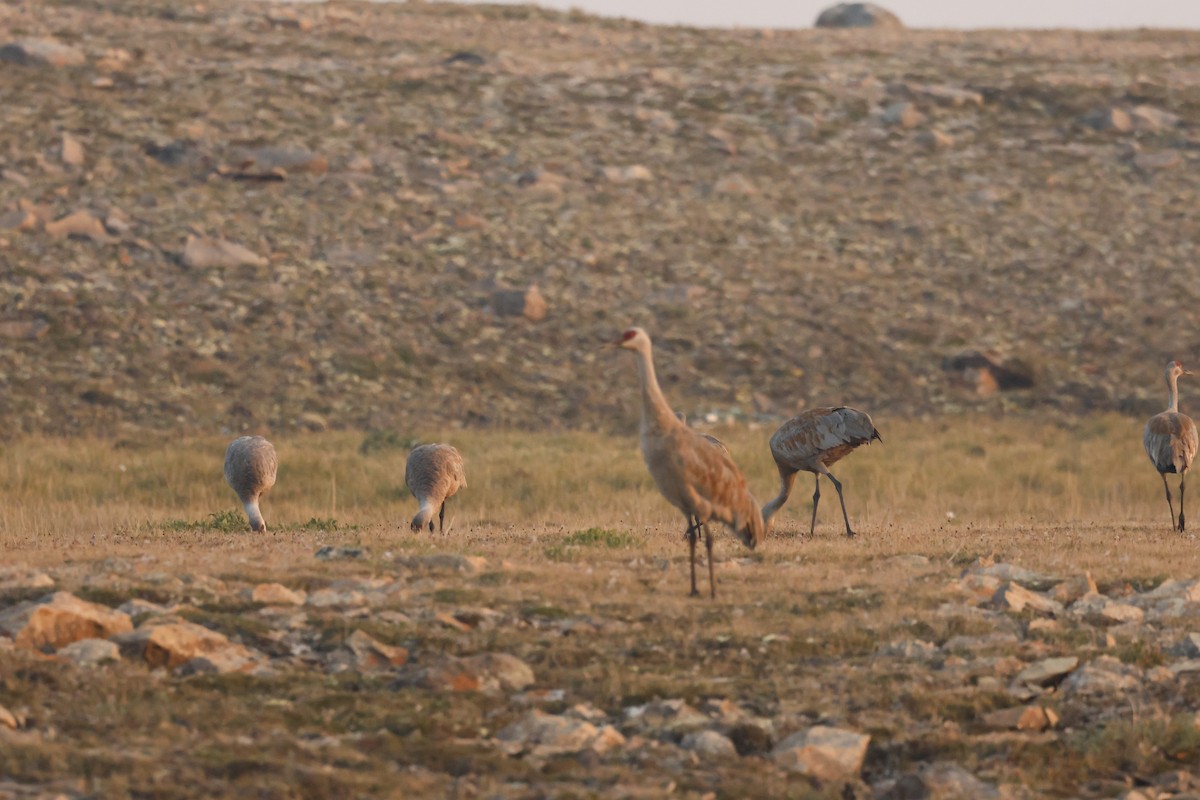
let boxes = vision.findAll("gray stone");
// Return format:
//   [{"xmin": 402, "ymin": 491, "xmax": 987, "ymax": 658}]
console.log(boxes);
[
  {"xmin": 623, "ymin": 699, "xmax": 710, "ymax": 736},
  {"xmin": 771, "ymin": 725, "xmax": 870, "ymax": 780},
  {"xmin": 0, "ymin": 39, "xmax": 85, "ymax": 67},
  {"xmin": 921, "ymin": 762, "xmax": 1001, "ymax": 798},
  {"xmin": 1080, "ymin": 107, "xmax": 1132, "ymax": 133},
  {"xmin": 815, "ymin": 3, "xmax": 903, "ymax": 29},
  {"xmin": 680, "ymin": 730, "xmax": 738, "ymax": 758},
  {"xmin": 57, "ymin": 638, "xmax": 120, "ymax": 667},
  {"xmin": 1062, "ymin": 656, "xmax": 1141, "ymax": 697},
  {"xmin": 1070, "ymin": 595, "xmax": 1145, "ymax": 626},
  {"xmin": 314, "ymin": 546, "xmax": 365, "ymax": 561},
  {"xmin": 1014, "ymin": 656, "xmax": 1078, "ymax": 687}
]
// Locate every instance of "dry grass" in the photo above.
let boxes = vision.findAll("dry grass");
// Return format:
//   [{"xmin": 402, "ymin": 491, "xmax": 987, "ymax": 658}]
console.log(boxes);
[{"xmin": 0, "ymin": 414, "xmax": 1195, "ymax": 576}]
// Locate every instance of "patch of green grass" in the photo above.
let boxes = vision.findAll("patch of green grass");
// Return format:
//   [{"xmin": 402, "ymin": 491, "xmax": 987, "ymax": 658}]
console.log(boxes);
[
  {"xmin": 431, "ymin": 588, "xmax": 483, "ymax": 605},
  {"xmin": 1112, "ymin": 639, "xmax": 1166, "ymax": 669},
  {"xmin": 359, "ymin": 430, "xmax": 418, "ymax": 456},
  {"xmin": 160, "ymin": 509, "xmax": 247, "ymax": 533},
  {"xmin": 521, "ymin": 604, "xmax": 571, "ymax": 620},
  {"xmin": 1072, "ymin": 713, "xmax": 1200, "ymax": 778},
  {"xmin": 544, "ymin": 527, "xmax": 634, "ymax": 561},
  {"xmin": 297, "ymin": 517, "xmax": 351, "ymax": 532}
]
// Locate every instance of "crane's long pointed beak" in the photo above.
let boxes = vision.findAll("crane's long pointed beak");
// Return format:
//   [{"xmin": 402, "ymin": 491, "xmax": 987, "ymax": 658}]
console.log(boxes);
[{"xmin": 1187, "ymin": 370, "xmax": 1195, "ymax": 376}]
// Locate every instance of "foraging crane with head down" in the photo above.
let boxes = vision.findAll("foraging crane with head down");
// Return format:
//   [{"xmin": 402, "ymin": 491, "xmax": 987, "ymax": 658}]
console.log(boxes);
[
  {"xmin": 224, "ymin": 435, "xmax": 278, "ymax": 532},
  {"xmin": 762, "ymin": 407, "xmax": 880, "ymax": 538},
  {"xmin": 405, "ymin": 443, "xmax": 466, "ymax": 533}
]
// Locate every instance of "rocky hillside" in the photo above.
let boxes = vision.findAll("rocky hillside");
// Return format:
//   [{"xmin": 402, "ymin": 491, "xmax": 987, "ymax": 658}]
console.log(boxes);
[{"xmin": 3, "ymin": 1, "xmax": 1200, "ymax": 437}]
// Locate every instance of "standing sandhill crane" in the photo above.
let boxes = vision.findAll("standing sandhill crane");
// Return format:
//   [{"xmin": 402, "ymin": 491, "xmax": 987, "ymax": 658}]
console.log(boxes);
[
  {"xmin": 405, "ymin": 443, "xmax": 466, "ymax": 533},
  {"xmin": 224, "ymin": 435, "xmax": 278, "ymax": 532},
  {"xmin": 762, "ymin": 407, "xmax": 881, "ymax": 538},
  {"xmin": 677, "ymin": 411, "xmax": 729, "ymax": 537},
  {"xmin": 613, "ymin": 328, "xmax": 765, "ymax": 598},
  {"xmin": 1144, "ymin": 360, "xmax": 1198, "ymax": 533}
]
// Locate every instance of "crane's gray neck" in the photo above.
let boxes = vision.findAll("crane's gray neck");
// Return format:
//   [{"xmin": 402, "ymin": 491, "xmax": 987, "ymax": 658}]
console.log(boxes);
[
  {"xmin": 635, "ymin": 342, "xmax": 678, "ymax": 432},
  {"xmin": 1168, "ymin": 371, "xmax": 1180, "ymax": 413},
  {"xmin": 761, "ymin": 471, "xmax": 796, "ymax": 533}
]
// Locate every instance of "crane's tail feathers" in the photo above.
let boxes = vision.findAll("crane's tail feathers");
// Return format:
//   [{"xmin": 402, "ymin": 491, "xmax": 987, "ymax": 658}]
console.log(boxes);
[{"xmin": 871, "ymin": 429, "xmax": 883, "ymax": 444}]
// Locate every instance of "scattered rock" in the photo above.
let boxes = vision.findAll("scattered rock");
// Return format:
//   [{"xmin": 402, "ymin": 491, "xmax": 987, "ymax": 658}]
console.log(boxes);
[
  {"xmin": 1014, "ymin": 656, "xmax": 1078, "ymax": 688},
  {"xmin": 246, "ymin": 583, "xmax": 306, "ymax": 606},
  {"xmin": 600, "ymin": 165, "xmax": 654, "ymax": 183},
  {"xmin": 182, "ymin": 235, "xmax": 266, "ymax": 269},
  {"xmin": 296, "ymin": 411, "xmax": 329, "ymax": 432},
  {"xmin": 712, "ymin": 173, "xmax": 756, "ymax": 196},
  {"xmin": 680, "ymin": 730, "xmax": 738, "ymax": 758},
  {"xmin": 771, "ymin": 725, "xmax": 870, "ymax": 781},
  {"xmin": 114, "ymin": 621, "xmax": 257, "ymax": 670},
  {"xmin": 728, "ymin": 722, "xmax": 774, "ymax": 755},
  {"xmin": 1052, "ymin": 574, "xmax": 1097, "ymax": 605},
  {"xmin": 1070, "ymin": 595, "xmax": 1145, "ymax": 626},
  {"xmin": 0, "ymin": 592, "xmax": 132, "ymax": 651},
  {"xmin": 1061, "ymin": 656, "xmax": 1141, "ymax": 697},
  {"xmin": 332, "ymin": 630, "xmax": 408, "ymax": 671},
  {"xmin": 0, "ymin": 39, "xmax": 85, "ymax": 67},
  {"xmin": 314, "ymin": 546, "xmax": 365, "ymax": 561},
  {"xmin": 223, "ymin": 146, "xmax": 328, "ymax": 178},
  {"xmin": 992, "ymin": 582, "xmax": 1064, "ymax": 616},
  {"xmin": 496, "ymin": 710, "xmax": 625, "ymax": 758},
  {"xmin": 916, "ymin": 129, "xmax": 954, "ymax": 150},
  {"xmin": 882, "ymin": 102, "xmax": 923, "ymax": 129},
  {"xmin": 1130, "ymin": 105, "xmax": 1180, "ymax": 132},
  {"xmin": 920, "ymin": 762, "xmax": 1002, "ymax": 799},
  {"xmin": 306, "ymin": 587, "xmax": 367, "ymax": 609},
  {"xmin": 1133, "ymin": 151, "xmax": 1183, "ymax": 172},
  {"xmin": 60, "ymin": 133, "xmax": 85, "ymax": 167},
  {"xmin": 0, "ymin": 705, "xmax": 18, "ymax": 730},
  {"xmin": 403, "ymin": 652, "xmax": 534, "ymax": 693},
  {"xmin": 56, "ymin": 638, "xmax": 121, "ymax": 667},
  {"xmin": 1080, "ymin": 107, "xmax": 1132, "ymax": 133},
  {"xmin": 398, "ymin": 554, "xmax": 487, "ymax": 575},
  {"xmin": 118, "ymin": 598, "xmax": 170, "ymax": 618},
  {"xmin": 492, "ymin": 284, "xmax": 547, "ymax": 322},
  {"xmin": 943, "ymin": 352, "xmax": 1036, "ymax": 394},
  {"xmin": 0, "ymin": 320, "xmax": 50, "ymax": 341},
  {"xmin": 815, "ymin": 3, "xmax": 903, "ymax": 29},
  {"xmin": 624, "ymin": 699, "xmax": 710, "ymax": 737},
  {"xmin": 45, "ymin": 210, "xmax": 109, "ymax": 241}
]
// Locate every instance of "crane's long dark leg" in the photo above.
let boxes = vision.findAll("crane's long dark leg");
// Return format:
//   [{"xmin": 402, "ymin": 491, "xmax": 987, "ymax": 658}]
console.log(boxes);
[
  {"xmin": 1162, "ymin": 473, "xmax": 1177, "ymax": 531},
  {"xmin": 809, "ymin": 476, "xmax": 821, "ymax": 538},
  {"xmin": 438, "ymin": 501, "xmax": 447, "ymax": 533},
  {"xmin": 686, "ymin": 517, "xmax": 700, "ymax": 597},
  {"xmin": 823, "ymin": 469, "xmax": 856, "ymax": 538},
  {"xmin": 1179, "ymin": 474, "xmax": 1187, "ymax": 533},
  {"xmin": 704, "ymin": 524, "xmax": 716, "ymax": 600}
]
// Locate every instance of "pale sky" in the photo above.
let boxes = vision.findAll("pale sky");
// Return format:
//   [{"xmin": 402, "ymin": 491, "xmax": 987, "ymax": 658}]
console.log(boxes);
[{"xmin": 454, "ymin": 0, "xmax": 1200, "ymax": 29}]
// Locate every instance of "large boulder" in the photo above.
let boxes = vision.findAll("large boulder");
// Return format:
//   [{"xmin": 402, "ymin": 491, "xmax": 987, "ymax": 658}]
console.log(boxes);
[{"xmin": 815, "ymin": 3, "xmax": 903, "ymax": 29}]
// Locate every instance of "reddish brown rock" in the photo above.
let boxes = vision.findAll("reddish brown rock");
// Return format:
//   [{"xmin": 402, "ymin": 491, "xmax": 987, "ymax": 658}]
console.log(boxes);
[
  {"xmin": 0, "ymin": 592, "xmax": 132, "ymax": 650},
  {"xmin": 45, "ymin": 210, "xmax": 109, "ymax": 241},
  {"xmin": 114, "ymin": 621, "xmax": 253, "ymax": 669}
]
